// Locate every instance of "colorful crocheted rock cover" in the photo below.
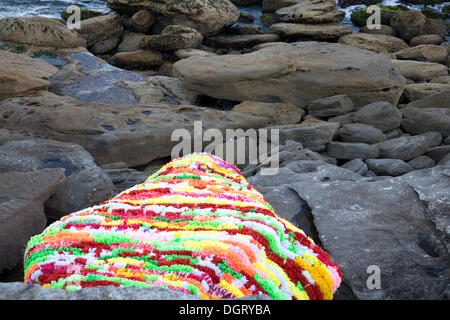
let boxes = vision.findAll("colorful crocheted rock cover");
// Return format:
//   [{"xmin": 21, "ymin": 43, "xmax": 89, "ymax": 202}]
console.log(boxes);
[{"xmin": 24, "ymin": 153, "xmax": 342, "ymax": 299}]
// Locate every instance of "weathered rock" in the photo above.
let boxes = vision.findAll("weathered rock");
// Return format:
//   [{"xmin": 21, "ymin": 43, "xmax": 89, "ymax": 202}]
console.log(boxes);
[
  {"xmin": 0, "ymin": 169, "xmax": 66, "ymax": 273},
  {"xmin": 338, "ymin": 33, "xmax": 409, "ymax": 53},
  {"xmin": 425, "ymin": 146, "xmax": 450, "ymax": 163},
  {"xmin": 391, "ymin": 60, "xmax": 448, "ymax": 81},
  {"xmin": 232, "ymin": 100, "xmax": 304, "ymax": 125},
  {"xmin": 410, "ymin": 34, "xmax": 443, "ymax": 46},
  {"xmin": 375, "ymin": 135, "xmax": 430, "ymax": 161},
  {"xmin": 270, "ymin": 23, "xmax": 352, "ymax": 40},
  {"xmin": 290, "ymin": 165, "xmax": 449, "ymax": 299},
  {"xmin": 404, "ymin": 83, "xmax": 450, "ymax": 102},
  {"xmin": 394, "ymin": 45, "xmax": 448, "ymax": 63},
  {"xmin": 107, "ymin": 0, "xmax": 240, "ymax": 36},
  {"xmin": 268, "ymin": 121, "xmax": 338, "ymax": 151},
  {"xmin": 405, "ymin": 91, "xmax": 450, "ymax": 109},
  {"xmin": 352, "ymin": 102, "xmax": 402, "ymax": 132},
  {"xmin": 307, "ymin": 95, "xmax": 354, "ymax": 118},
  {"xmin": 401, "ymin": 107, "xmax": 450, "ymax": 136},
  {"xmin": 339, "ymin": 123, "xmax": 387, "ymax": 144},
  {"xmin": 139, "ymin": 25, "xmax": 203, "ymax": 51},
  {"xmin": 77, "ymin": 14, "xmax": 124, "ymax": 51},
  {"xmin": 0, "ymin": 51, "xmax": 58, "ymax": 80},
  {"xmin": 0, "ymin": 69, "xmax": 50, "ymax": 100},
  {"xmin": 359, "ymin": 25, "xmax": 396, "ymax": 37},
  {"xmin": 206, "ymin": 34, "xmax": 280, "ymax": 50},
  {"xmin": 327, "ymin": 141, "xmax": 380, "ymax": 160},
  {"xmin": 0, "ymin": 94, "xmax": 297, "ymax": 168},
  {"xmin": 390, "ymin": 11, "xmax": 447, "ymax": 42},
  {"xmin": 365, "ymin": 158, "xmax": 413, "ymax": 176},
  {"xmin": 174, "ymin": 41, "xmax": 406, "ymax": 109},
  {"xmin": 0, "ymin": 17, "xmax": 86, "ymax": 48},
  {"xmin": 0, "ymin": 139, "xmax": 114, "ymax": 215},
  {"xmin": 109, "ymin": 50, "xmax": 163, "ymax": 69},
  {"xmin": 407, "ymin": 155, "xmax": 436, "ymax": 170},
  {"xmin": 341, "ymin": 158, "xmax": 368, "ymax": 176},
  {"xmin": 275, "ymin": 0, "xmax": 345, "ymax": 24}
]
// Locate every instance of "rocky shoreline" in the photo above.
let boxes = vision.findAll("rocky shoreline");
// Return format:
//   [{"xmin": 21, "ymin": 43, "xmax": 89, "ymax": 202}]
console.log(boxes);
[{"xmin": 0, "ymin": 0, "xmax": 449, "ymax": 300}]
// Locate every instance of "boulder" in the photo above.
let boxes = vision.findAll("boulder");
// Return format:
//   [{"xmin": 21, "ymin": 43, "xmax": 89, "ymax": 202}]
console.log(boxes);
[
  {"xmin": 425, "ymin": 146, "xmax": 450, "ymax": 163},
  {"xmin": 275, "ymin": 0, "xmax": 345, "ymax": 24},
  {"xmin": 327, "ymin": 141, "xmax": 380, "ymax": 160},
  {"xmin": 407, "ymin": 155, "xmax": 436, "ymax": 170},
  {"xmin": 270, "ymin": 23, "xmax": 352, "ymax": 40},
  {"xmin": 175, "ymin": 48, "xmax": 218, "ymax": 59},
  {"xmin": 394, "ymin": 45, "xmax": 448, "ymax": 63},
  {"xmin": 430, "ymin": 76, "xmax": 450, "ymax": 85},
  {"xmin": 139, "ymin": 25, "xmax": 203, "ymax": 51},
  {"xmin": 341, "ymin": 159, "xmax": 368, "ymax": 176},
  {"xmin": 338, "ymin": 33, "xmax": 409, "ymax": 53},
  {"xmin": 0, "ymin": 69, "xmax": 50, "ymax": 100},
  {"xmin": 77, "ymin": 14, "xmax": 124, "ymax": 53},
  {"xmin": 109, "ymin": 50, "xmax": 163, "ymax": 69},
  {"xmin": 405, "ymin": 91, "xmax": 450, "ymax": 109},
  {"xmin": 307, "ymin": 95, "xmax": 354, "ymax": 118},
  {"xmin": 0, "ymin": 94, "xmax": 298, "ymax": 168},
  {"xmin": 0, "ymin": 139, "xmax": 115, "ymax": 215},
  {"xmin": 206, "ymin": 34, "xmax": 280, "ymax": 50},
  {"xmin": 375, "ymin": 135, "xmax": 430, "ymax": 161},
  {"xmin": 410, "ymin": 34, "xmax": 443, "ymax": 46},
  {"xmin": 232, "ymin": 100, "xmax": 304, "ymax": 125},
  {"xmin": 124, "ymin": 9, "xmax": 155, "ymax": 33},
  {"xmin": 290, "ymin": 166, "xmax": 449, "ymax": 299},
  {"xmin": 107, "ymin": 0, "xmax": 240, "ymax": 36},
  {"xmin": 401, "ymin": 107, "xmax": 450, "ymax": 136},
  {"xmin": 173, "ymin": 41, "xmax": 406, "ymax": 109},
  {"xmin": 0, "ymin": 51, "xmax": 58, "ymax": 80},
  {"xmin": 0, "ymin": 169, "xmax": 66, "ymax": 273},
  {"xmin": 339, "ymin": 123, "xmax": 387, "ymax": 144},
  {"xmin": 359, "ymin": 25, "xmax": 396, "ymax": 37},
  {"xmin": 0, "ymin": 17, "xmax": 86, "ymax": 48},
  {"xmin": 404, "ymin": 83, "xmax": 450, "ymax": 102},
  {"xmin": 391, "ymin": 60, "xmax": 448, "ymax": 81},
  {"xmin": 390, "ymin": 11, "xmax": 447, "ymax": 42},
  {"xmin": 352, "ymin": 102, "xmax": 402, "ymax": 132},
  {"xmin": 365, "ymin": 158, "xmax": 413, "ymax": 176},
  {"xmin": 117, "ymin": 32, "xmax": 146, "ymax": 52}
]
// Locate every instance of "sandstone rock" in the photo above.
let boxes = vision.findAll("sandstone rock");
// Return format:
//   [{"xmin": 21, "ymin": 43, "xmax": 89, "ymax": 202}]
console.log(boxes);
[
  {"xmin": 405, "ymin": 91, "xmax": 450, "ymax": 109},
  {"xmin": 90, "ymin": 37, "xmax": 121, "ymax": 55},
  {"xmin": 327, "ymin": 141, "xmax": 380, "ymax": 160},
  {"xmin": 125, "ymin": 9, "xmax": 154, "ymax": 33},
  {"xmin": 0, "ymin": 69, "xmax": 50, "ymax": 100},
  {"xmin": 270, "ymin": 23, "xmax": 352, "ymax": 40},
  {"xmin": 267, "ymin": 121, "xmax": 338, "ymax": 151},
  {"xmin": 109, "ymin": 50, "xmax": 163, "ymax": 69},
  {"xmin": 174, "ymin": 42, "xmax": 406, "ymax": 109},
  {"xmin": 339, "ymin": 123, "xmax": 387, "ymax": 144},
  {"xmin": 0, "ymin": 169, "xmax": 66, "ymax": 273},
  {"xmin": 410, "ymin": 34, "xmax": 443, "ymax": 46},
  {"xmin": 375, "ymin": 135, "xmax": 430, "ymax": 161},
  {"xmin": 390, "ymin": 11, "xmax": 447, "ymax": 42},
  {"xmin": 307, "ymin": 95, "xmax": 354, "ymax": 118},
  {"xmin": 0, "ymin": 139, "xmax": 114, "ymax": 215},
  {"xmin": 341, "ymin": 159, "xmax": 368, "ymax": 176},
  {"xmin": 107, "ymin": 0, "xmax": 240, "ymax": 36},
  {"xmin": 0, "ymin": 94, "xmax": 296, "ymax": 168},
  {"xmin": 401, "ymin": 107, "xmax": 450, "ymax": 136},
  {"xmin": 206, "ymin": 34, "xmax": 280, "ymax": 50},
  {"xmin": 290, "ymin": 166, "xmax": 449, "ymax": 299},
  {"xmin": 139, "ymin": 25, "xmax": 203, "ymax": 51},
  {"xmin": 275, "ymin": 0, "xmax": 345, "ymax": 24},
  {"xmin": 352, "ymin": 102, "xmax": 402, "ymax": 132},
  {"xmin": 0, "ymin": 17, "xmax": 86, "ymax": 48},
  {"xmin": 359, "ymin": 25, "xmax": 396, "ymax": 37},
  {"xmin": 78, "ymin": 14, "xmax": 124, "ymax": 51},
  {"xmin": 430, "ymin": 76, "xmax": 450, "ymax": 85},
  {"xmin": 407, "ymin": 155, "xmax": 436, "ymax": 170},
  {"xmin": 365, "ymin": 158, "xmax": 413, "ymax": 176},
  {"xmin": 338, "ymin": 33, "xmax": 409, "ymax": 53},
  {"xmin": 394, "ymin": 45, "xmax": 448, "ymax": 63},
  {"xmin": 404, "ymin": 83, "xmax": 450, "ymax": 102},
  {"xmin": 391, "ymin": 60, "xmax": 448, "ymax": 81},
  {"xmin": 0, "ymin": 51, "xmax": 58, "ymax": 80},
  {"xmin": 232, "ymin": 101, "xmax": 304, "ymax": 125}
]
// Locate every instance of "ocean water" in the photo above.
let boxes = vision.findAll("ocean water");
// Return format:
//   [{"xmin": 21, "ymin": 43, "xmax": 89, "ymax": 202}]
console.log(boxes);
[{"xmin": 0, "ymin": 0, "xmax": 447, "ymax": 33}]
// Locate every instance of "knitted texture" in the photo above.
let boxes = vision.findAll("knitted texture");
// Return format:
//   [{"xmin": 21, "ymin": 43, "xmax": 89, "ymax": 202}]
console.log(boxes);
[{"xmin": 24, "ymin": 153, "xmax": 342, "ymax": 299}]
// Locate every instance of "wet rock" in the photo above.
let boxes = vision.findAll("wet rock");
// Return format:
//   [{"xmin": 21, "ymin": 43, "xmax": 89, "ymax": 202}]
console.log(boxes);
[
  {"xmin": 338, "ymin": 33, "xmax": 408, "ymax": 53},
  {"xmin": 339, "ymin": 123, "xmax": 387, "ymax": 144},
  {"xmin": 404, "ymin": 83, "xmax": 450, "ymax": 102},
  {"xmin": 307, "ymin": 95, "xmax": 354, "ymax": 118},
  {"xmin": 139, "ymin": 25, "xmax": 203, "ymax": 51},
  {"xmin": 290, "ymin": 166, "xmax": 449, "ymax": 299},
  {"xmin": 391, "ymin": 60, "xmax": 448, "ymax": 81},
  {"xmin": 0, "ymin": 169, "xmax": 66, "ymax": 273},
  {"xmin": 365, "ymin": 158, "xmax": 413, "ymax": 176},
  {"xmin": 327, "ymin": 141, "xmax": 380, "ymax": 160},
  {"xmin": 0, "ymin": 17, "xmax": 86, "ymax": 48},
  {"xmin": 0, "ymin": 139, "xmax": 114, "ymax": 216},
  {"xmin": 407, "ymin": 155, "xmax": 436, "ymax": 170},
  {"xmin": 375, "ymin": 135, "xmax": 430, "ymax": 161},
  {"xmin": 401, "ymin": 107, "xmax": 450, "ymax": 136},
  {"xmin": 174, "ymin": 41, "xmax": 406, "ymax": 109},
  {"xmin": 352, "ymin": 102, "xmax": 402, "ymax": 132}
]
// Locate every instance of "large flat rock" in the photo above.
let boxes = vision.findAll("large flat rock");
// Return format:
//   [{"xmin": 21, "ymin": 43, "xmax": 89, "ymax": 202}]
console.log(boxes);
[{"xmin": 174, "ymin": 41, "xmax": 406, "ymax": 108}]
